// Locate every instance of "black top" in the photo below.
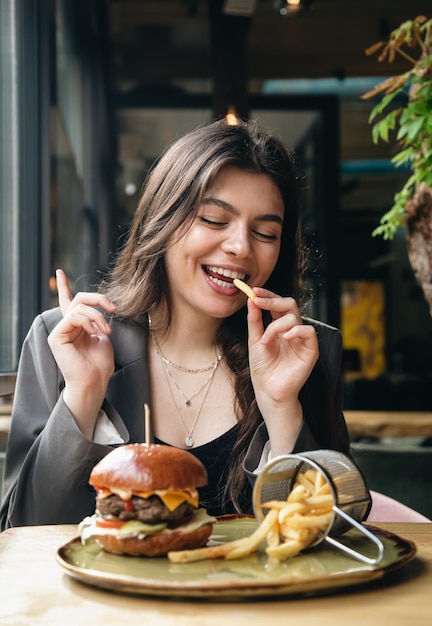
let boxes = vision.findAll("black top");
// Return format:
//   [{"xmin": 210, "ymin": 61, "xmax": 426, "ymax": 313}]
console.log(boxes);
[{"xmin": 156, "ymin": 424, "xmax": 247, "ymax": 516}]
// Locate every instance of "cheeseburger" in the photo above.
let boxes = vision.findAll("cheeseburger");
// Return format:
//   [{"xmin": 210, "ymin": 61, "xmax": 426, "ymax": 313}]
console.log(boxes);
[{"xmin": 79, "ymin": 443, "xmax": 214, "ymax": 556}]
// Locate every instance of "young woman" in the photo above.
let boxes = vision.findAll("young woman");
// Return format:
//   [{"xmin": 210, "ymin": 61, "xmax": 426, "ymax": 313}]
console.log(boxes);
[{"xmin": 0, "ymin": 119, "xmax": 349, "ymax": 530}]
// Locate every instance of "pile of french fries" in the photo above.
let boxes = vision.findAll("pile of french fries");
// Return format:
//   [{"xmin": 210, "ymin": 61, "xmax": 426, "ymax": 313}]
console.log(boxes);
[{"xmin": 167, "ymin": 469, "xmax": 334, "ymax": 564}]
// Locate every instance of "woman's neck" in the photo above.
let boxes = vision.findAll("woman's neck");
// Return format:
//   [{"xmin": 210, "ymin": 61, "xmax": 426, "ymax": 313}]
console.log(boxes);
[{"xmin": 148, "ymin": 308, "xmax": 222, "ymax": 370}]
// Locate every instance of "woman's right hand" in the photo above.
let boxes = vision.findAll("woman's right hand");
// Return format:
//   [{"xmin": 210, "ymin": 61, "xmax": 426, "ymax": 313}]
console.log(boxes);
[{"xmin": 47, "ymin": 269, "xmax": 117, "ymax": 438}]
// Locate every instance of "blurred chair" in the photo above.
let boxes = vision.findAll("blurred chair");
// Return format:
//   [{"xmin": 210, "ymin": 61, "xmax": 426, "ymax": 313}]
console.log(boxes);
[
  {"xmin": 367, "ymin": 490, "xmax": 430, "ymax": 522},
  {"xmin": 352, "ymin": 440, "xmax": 432, "ymax": 520}
]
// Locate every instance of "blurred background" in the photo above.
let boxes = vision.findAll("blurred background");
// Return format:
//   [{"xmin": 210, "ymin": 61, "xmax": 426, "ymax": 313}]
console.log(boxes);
[{"xmin": 1, "ymin": 0, "xmax": 432, "ymax": 515}]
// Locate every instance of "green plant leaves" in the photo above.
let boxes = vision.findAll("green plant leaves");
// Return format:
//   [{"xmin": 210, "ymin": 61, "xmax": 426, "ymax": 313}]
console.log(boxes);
[{"xmin": 363, "ymin": 15, "xmax": 432, "ymax": 239}]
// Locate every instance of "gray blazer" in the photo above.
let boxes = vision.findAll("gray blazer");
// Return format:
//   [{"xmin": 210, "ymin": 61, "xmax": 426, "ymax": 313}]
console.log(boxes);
[{"xmin": 0, "ymin": 308, "xmax": 349, "ymax": 530}]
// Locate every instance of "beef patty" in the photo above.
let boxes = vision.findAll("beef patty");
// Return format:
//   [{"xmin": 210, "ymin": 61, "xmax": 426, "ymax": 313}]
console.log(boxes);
[{"xmin": 96, "ymin": 493, "xmax": 195, "ymax": 524}]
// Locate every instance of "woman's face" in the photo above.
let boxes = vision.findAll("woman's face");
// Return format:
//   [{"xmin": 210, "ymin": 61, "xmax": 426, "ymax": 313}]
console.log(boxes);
[{"xmin": 164, "ymin": 166, "xmax": 284, "ymax": 322}]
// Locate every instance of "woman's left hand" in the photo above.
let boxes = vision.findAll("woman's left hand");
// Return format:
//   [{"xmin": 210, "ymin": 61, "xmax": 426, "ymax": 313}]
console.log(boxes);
[{"xmin": 246, "ymin": 287, "xmax": 319, "ymax": 449}]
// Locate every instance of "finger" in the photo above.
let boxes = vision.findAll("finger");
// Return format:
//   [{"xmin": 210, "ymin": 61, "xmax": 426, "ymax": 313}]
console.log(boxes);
[
  {"xmin": 56, "ymin": 269, "xmax": 116, "ymax": 319},
  {"xmin": 251, "ymin": 287, "xmax": 279, "ymax": 299},
  {"xmin": 52, "ymin": 314, "xmax": 100, "ymax": 342},
  {"xmin": 71, "ymin": 292, "xmax": 117, "ymax": 317},
  {"xmin": 260, "ymin": 312, "xmax": 306, "ymax": 347},
  {"xmin": 62, "ymin": 304, "xmax": 113, "ymax": 336},
  {"xmin": 56, "ymin": 269, "xmax": 74, "ymax": 315},
  {"xmin": 260, "ymin": 313, "xmax": 300, "ymax": 344},
  {"xmin": 282, "ymin": 324, "xmax": 317, "ymax": 343},
  {"xmin": 254, "ymin": 294, "xmax": 301, "ymax": 320},
  {"xmin": 245, "ymin": 297, "xmax": 265, "ymax": 346}
]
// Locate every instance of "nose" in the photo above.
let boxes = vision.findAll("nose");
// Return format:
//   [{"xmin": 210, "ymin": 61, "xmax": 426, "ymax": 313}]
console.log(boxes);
[{"xmin": 221, "ymin": 224, "xmax": 252, "ymax": 258}]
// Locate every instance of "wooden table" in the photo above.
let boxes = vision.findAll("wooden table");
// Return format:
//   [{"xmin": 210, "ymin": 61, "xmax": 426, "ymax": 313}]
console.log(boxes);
[
  {"xmin": 345, "ymin": 410, "xmax": 432, "ymax": 438},
  {"xmin": 0, "ymin": 523, "xmax": 431, "ymax": 625}
]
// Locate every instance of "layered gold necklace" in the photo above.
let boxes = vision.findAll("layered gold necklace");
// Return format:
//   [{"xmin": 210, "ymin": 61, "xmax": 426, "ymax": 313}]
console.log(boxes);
[{"xmin": 148, "ymin": 315, "xmax": 222, "ymax": 448}]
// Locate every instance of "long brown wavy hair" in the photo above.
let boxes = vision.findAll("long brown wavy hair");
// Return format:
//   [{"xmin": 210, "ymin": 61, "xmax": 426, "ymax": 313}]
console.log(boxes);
[{"xmin": 100, "ymin": 118, "xmax": 308, "ymax": 512}]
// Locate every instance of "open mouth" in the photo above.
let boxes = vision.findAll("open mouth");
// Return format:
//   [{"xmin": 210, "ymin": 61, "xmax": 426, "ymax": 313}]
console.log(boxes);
[{"xmin": 203, "ymin": 265, "xmax": 248, "ymax": 290}]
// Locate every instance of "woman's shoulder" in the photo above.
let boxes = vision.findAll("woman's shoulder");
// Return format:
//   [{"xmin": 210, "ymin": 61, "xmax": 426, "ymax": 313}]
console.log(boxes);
[
  {"xmin": 302, "ymin": 317, "xmax": 341, "ymax": 340},
  {"xmin": 34, "ymin": 307, "xmax": 63, "ymax": 333},
  {"xmin": 108, "ymin": 314, "xmax": 149, "ymax": 365},
  {"xmin": 302, "ymin": 317, "xmax": 342, "ymax": 371}
]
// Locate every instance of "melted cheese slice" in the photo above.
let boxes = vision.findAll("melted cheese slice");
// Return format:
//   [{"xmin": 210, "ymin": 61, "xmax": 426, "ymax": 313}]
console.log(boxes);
[{"xmin": 96, "ymin": 487, "xmax": 199, "ymax": 512}]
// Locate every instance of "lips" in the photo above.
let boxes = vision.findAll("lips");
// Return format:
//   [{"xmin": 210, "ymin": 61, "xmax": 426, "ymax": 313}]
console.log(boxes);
[{"xmin": 204, "ymin": 265, "xmax": 248, "ymax": 290}]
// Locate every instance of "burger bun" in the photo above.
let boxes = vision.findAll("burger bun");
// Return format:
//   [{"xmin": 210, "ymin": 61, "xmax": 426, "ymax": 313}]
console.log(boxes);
[
  {"xmin": 92, "ymin": 521, "xmax": 213, "ymax": 557},
  {"xmin": 89, "ymin": 443, "xmax": 208, "ymax": 493}
]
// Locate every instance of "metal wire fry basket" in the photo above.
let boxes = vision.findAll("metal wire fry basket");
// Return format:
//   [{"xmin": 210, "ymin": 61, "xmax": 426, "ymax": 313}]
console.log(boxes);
[{"xmin": 252, "ymin": 450, "xmax": 384, "ymax": 565}]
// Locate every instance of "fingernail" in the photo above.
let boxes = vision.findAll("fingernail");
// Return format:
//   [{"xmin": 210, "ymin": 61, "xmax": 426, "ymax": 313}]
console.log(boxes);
[{"xmin": 260, "ymin": 333, "xmax": 269, "ymax": 345}]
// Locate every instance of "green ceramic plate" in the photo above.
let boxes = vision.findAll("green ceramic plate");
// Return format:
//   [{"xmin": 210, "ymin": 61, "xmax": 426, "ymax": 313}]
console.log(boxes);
[{"xmin": 56, "ymin": 516, "xmax": 416, "ymax": 600}]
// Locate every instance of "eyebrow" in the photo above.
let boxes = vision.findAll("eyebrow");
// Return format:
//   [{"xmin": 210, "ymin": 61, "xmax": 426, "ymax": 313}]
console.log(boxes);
[{"xmin": 201, "ymin": 196, "xmax": 284, "ymax": 225}]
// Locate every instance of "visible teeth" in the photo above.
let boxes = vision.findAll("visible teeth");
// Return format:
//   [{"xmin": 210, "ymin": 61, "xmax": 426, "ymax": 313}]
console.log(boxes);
[
  {"xmin": 207, "ymin": 266, "xmax": 246, "ymax": 280},
  {"xmin": 208, "ymin": 275, "xmax": 237, "ymax": 289}
]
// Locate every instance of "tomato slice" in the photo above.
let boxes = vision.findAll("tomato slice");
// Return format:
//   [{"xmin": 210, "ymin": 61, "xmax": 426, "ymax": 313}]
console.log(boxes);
[{"xmin": 95, "ymin": 517, "xmax": 125, "ymax": 529}]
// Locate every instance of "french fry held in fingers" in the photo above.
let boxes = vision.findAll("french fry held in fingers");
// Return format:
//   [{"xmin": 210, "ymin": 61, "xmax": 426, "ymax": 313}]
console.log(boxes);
[
  {"xmin": 233, "ymin": 278, "xmax": 256, "ymax": 301},
  {"xmin": 167, "ymin": 469, "xmax": 334, "ymax": 564}
]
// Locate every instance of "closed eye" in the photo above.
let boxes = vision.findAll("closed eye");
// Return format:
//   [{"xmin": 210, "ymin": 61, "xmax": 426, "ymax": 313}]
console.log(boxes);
[
  {"xmin": 253, "ymin": 230, "xmax": 278, "ymax": 241},
  {"xmin": 199, "ymin": 216, "xmax": 227, "ymax": 227}
]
